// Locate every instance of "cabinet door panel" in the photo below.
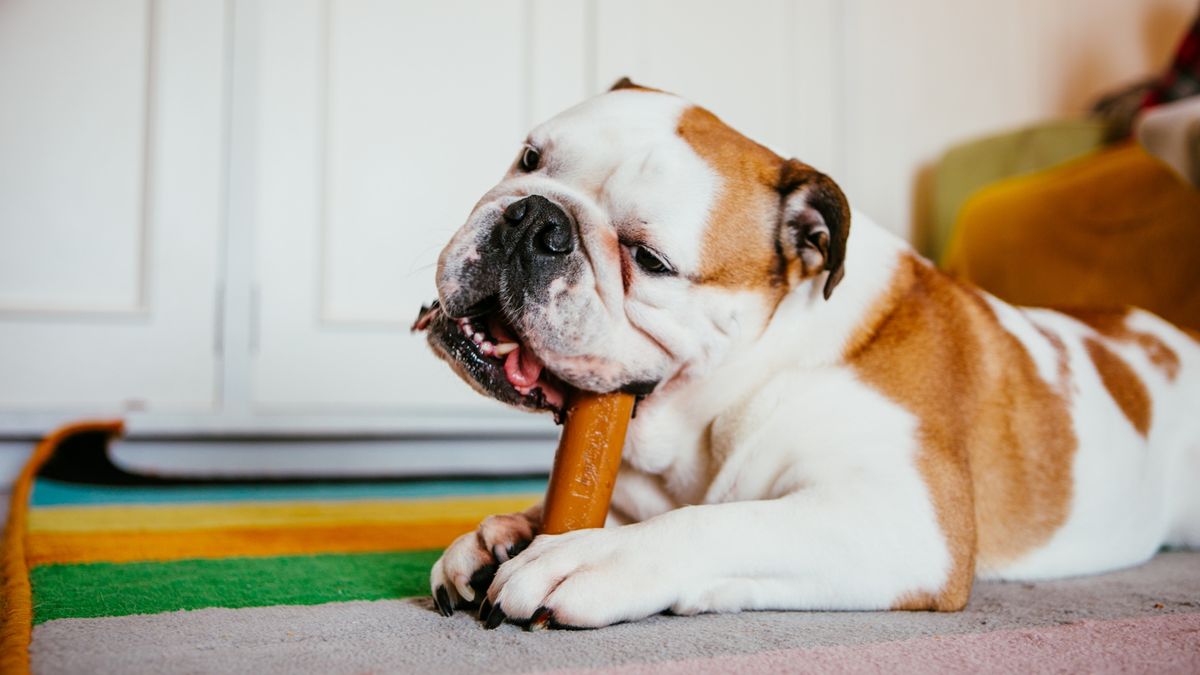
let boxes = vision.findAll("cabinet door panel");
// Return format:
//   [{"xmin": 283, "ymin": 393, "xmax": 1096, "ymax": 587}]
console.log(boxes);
[
  {"xmin": 254, "ymin": 0, "xmax": 585, "ymax": 423},
  {"xmin": 0, "ymin": 0, "xmax": 225, "ymax": 411}
]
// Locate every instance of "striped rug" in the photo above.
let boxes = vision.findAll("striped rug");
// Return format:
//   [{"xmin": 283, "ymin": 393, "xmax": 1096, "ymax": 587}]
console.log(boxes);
[
  {"xmin": 4, "ymin": 422, "xmax": 1200, "ymax": 674},
  {"xmin": 3, "ymin": 421, "xmax": 545, "ymax": 673}
]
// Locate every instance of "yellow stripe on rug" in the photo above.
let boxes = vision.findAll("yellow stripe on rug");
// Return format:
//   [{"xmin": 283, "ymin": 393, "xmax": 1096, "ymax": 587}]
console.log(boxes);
[
  {"xmin": 28, "ymin": 494, "xmax": 540, "ymax": 533},
  {"xmin": 27, "ymin": 519, "xmax": 485, "ymax": 566}
]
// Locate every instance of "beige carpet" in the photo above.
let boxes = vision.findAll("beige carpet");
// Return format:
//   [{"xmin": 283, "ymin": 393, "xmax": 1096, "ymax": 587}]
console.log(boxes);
[{"xmin": 31, "ymin": 551, "xmax": 1200, "ymax": 674}]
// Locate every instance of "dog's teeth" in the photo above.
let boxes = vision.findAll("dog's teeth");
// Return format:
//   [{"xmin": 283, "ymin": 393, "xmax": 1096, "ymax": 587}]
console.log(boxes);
[
  {"xmin": 493, "ymin": 342, "xmax": 518, "ymax": 356},
  {"xmin": 473, "ymin": 332, "xmax": 484, "ymax": 344},
  {"xmin": 480, "ymin": 342, "xmax": 494, "ymax": 355}
]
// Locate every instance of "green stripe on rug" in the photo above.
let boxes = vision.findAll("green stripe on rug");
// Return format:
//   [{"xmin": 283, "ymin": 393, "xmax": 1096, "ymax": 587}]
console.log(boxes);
[{"xmin": 31, "ymin": 550, "xmax": 442, "ymax": 624}]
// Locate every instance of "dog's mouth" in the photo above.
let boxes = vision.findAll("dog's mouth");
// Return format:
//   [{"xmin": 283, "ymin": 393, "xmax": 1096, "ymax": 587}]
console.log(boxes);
[{"xmin": 412, "ymin": 298, "xmax": 569, "ymax": 422}]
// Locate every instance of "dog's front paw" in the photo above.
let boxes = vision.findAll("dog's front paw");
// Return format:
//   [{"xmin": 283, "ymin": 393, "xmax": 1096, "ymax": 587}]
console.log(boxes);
[
  {"xmin": 430, "ymin": 509, "xmax": 539, "ymax": 616},
  {"xmin": 480, "ymin": 527, "xmax": 678, "ymax": 630}
]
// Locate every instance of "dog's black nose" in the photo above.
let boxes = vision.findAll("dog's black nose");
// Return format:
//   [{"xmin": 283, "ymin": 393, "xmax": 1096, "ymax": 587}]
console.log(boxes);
[{"xmin": 502, "ymin": 195, "xmax": 575, "ymax": 257}]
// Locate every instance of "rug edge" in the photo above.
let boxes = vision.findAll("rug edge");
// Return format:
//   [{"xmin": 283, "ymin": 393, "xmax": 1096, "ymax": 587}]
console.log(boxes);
[{"xmin": 0, "ymin": 419, "xmax": 123, "ymax": 675}]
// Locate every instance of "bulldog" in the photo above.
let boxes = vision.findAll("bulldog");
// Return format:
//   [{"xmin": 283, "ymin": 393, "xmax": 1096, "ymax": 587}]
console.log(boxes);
[{"xmin": 414, "ymin": 79, "xmax": 1200, "ymax": 629}]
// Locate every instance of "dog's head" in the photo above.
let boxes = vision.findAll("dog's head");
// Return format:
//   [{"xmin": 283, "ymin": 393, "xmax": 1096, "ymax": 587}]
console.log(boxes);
[{"xmin": 413, "ymin": 79, "xmax": 850, "ymax": 419}]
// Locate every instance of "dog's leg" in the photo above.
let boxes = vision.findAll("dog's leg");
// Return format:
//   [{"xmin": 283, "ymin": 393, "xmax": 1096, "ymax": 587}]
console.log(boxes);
[
  {"xmin": 481, "ymin": 485, "xmax": 962, "ymax": 629},
  {"xmin": 430, "ymin": 503, "xmax": 542, "ymax": 615}
]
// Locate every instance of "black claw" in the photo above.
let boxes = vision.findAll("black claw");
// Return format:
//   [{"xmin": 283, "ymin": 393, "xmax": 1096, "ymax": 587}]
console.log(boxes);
[
  {"xmin": 484, "ymin": 602, "xmax": 507, "ymax": 629},
  {"xmin": 528, "ymin": 606, "xmax": 552, "ymax": 631},
  {"xmin": 434, "ymin": 586, "xmax": 453, "ymax": 617},
  {"xmin": 507, "ymin": 540, "xmax": 530, "ymax": 560},
  {"xmin": 547, "ymin": 616, "xmax": 588, "ymax": 631},
  {"xmin": 478, "ymin": 598, "xmax": 493, "ymax": 621},
  {"xmin": 468, "ymin": 563, "xmax": 498, "ymax": 602}
]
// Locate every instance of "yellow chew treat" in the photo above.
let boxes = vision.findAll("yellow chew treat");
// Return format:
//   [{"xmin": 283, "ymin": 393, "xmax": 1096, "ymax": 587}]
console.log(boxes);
[{"xmin": 540, "ymin": 391, "xmax": 636, "ymax": 534}]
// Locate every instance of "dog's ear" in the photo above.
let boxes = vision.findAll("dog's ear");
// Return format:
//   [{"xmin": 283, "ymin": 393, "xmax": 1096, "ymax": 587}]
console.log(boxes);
[
  {"xmin": 778, "ymin": 159, "xmax": 851, "ymax": 300},
  {"xmin": 609, "ymin": 76, "xmax": 640, "ymax": 91}
]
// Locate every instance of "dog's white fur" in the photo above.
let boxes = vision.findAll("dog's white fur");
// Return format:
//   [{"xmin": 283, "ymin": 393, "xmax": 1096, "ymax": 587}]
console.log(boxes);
[{"xmin": 430, "ymin": 86, "xmax": 1200, "ymax": 628}]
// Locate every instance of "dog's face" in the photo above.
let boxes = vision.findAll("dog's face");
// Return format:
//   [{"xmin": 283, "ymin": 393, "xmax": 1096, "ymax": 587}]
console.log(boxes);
[{"xmin": 413, "ymin": 80, "xmax": 850, "ymax": 418}]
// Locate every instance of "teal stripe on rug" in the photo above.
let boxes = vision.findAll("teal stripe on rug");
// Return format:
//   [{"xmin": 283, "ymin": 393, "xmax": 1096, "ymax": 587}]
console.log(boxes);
[{"xmin": 31, "ymin": 477, "xmax": 548, "ymax": 507}]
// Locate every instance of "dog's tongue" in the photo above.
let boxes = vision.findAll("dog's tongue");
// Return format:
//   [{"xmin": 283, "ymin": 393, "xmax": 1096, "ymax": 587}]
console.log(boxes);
[
  {"xmin": 487, "ymin": 314, "xmax": 544, "ymax": 391},
  {"xmin": 505, "ymin": 346, "xmax": 544, "ymax": 390}
]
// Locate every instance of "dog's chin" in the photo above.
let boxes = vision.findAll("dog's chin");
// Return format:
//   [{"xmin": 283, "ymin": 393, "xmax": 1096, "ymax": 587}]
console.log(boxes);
[{"xmin": 412, "ymin": 299, "xmax": 571, "ymax": 423}]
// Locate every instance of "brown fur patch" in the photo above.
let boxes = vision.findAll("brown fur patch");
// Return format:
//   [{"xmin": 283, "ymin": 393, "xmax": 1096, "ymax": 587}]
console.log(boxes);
[
  {"xmin": 1065, "ymin": 307, "xmax": 1180, "ymax": 381},
  {"xmin": 1035, "ymin": 326, "xmax": 1072, "ymax": 389},
  {"xmin": 1131, "ymin": 334, "xmax": 1177, "ymax": 380},
  {"xmin": 1082, "ymin": 337, "xmax": 1152, "ymax": 437},
  {"xmin": 676, "ymin": 106, "xmax": 785, "ymax": 292},
  {"xmin": 848, "ymin": 255, "xmax": 1077, "ymax": 611}
]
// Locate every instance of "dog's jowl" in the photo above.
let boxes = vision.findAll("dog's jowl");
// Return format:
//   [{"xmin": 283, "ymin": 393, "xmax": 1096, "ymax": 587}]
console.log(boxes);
[{"xmin": 414, "ymin": 79, "xmax": 1200, "ymax": 629}]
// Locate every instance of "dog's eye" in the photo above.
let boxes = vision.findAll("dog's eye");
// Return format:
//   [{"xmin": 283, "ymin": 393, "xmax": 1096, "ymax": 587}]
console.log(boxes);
[
  {"xmin": 520, "ymin": 146, "xmax": 541, "ymax": 172},
  {"xmin": 633, "ymin": 245, "xmax": 673, "ymax": 275}
]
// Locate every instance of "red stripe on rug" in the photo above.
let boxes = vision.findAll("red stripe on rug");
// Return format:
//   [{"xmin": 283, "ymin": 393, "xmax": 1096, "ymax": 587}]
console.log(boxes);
[{"xmin": 553, "ymin": 613, "xmax": 1200, "ymax": 674}]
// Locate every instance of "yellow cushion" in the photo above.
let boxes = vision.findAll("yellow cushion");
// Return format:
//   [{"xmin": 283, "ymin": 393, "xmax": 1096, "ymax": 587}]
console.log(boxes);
[{"xmin": 942, "ymin": 142, "xmax": 1200, "ymax": 330}]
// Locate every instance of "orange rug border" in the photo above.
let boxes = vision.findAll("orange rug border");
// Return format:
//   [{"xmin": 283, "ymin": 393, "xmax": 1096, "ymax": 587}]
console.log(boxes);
[{"xmin": 0, "ymin": 419, "xmax": 124, "ymax": 675}]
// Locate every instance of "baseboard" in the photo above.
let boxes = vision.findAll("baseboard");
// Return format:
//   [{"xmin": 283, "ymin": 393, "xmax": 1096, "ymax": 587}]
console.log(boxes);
[
  {"xmin": 0, "ymin": 411, "xmax": 562, "ymax": 484},
  {"xmin": 109, "ymin": 437, "xmax": 556, "ymax": 479}
]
